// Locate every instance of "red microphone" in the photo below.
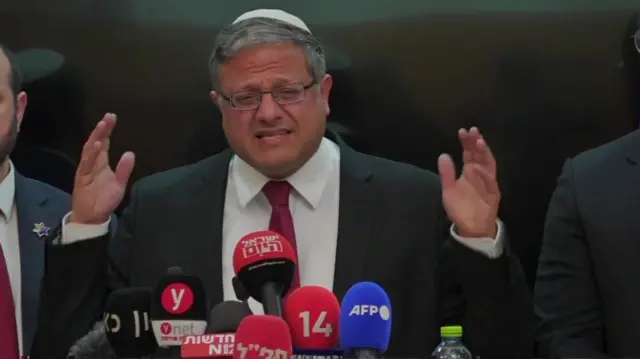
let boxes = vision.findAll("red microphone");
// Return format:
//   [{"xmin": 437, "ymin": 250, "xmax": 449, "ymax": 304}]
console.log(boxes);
[
  {"xmin": 283, "ymin": 286, "xmax": 340, "ymax": 350},
  {"xmin": 233, "ymin": 315, "xmax": 293, "ymax": 359},
  {"xmin": 181, "ymin": 333, "xmax": 235, "ymax": 358},
  {"xmin": 232, "ymin": 231, "xmax": 297, "ymax": 316}
]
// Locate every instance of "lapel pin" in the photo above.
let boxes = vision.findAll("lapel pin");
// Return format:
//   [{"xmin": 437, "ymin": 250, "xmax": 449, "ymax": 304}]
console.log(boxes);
[{"xmin": 32, "ymin": 222, "xmax": 51, "ymax": 238}]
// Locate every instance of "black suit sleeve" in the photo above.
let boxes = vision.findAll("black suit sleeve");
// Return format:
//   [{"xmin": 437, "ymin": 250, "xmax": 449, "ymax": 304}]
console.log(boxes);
[
  {"xmin": 34, "ymin": 218, "xmax": 114, "ymax": 359},
  {"xmin": 535, "ymin": 159, "xmax": 608, "ymax": 358},
  {"xmin": 436, "ymin": 201, "xmax": 533, "ymax": 358},
  {"xmin": 108, "ymin": 184, "xmax": 140, "ymax": 290}
]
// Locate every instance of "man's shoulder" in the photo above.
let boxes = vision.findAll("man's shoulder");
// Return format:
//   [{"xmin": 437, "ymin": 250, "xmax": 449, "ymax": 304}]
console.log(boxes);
[
  {"xmin": 570, "ymin": 130, "xmax": 637, "ymax": 177},
  {"xmin": 20, "ymin": 175, "xmax": 71, "ymax": 206},
  {"xmin": 353, "ymin": 151, "xmax": 441, "ymax": 189},
  {"xmin": 132, "ymin": 150, "xmax": 232, "ymax": 194}
]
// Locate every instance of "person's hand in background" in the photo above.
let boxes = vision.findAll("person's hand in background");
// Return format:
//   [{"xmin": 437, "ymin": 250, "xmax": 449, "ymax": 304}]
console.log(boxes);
[{"xmin": 70, "ymin": 113, "xmax": 135, "ymax": 224}]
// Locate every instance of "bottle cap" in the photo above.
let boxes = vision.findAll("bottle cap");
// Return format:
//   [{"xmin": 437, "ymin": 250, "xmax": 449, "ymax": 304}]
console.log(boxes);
[{"xmin": 440, "ymin": 325, "xmax": 463, "ymax": 337}]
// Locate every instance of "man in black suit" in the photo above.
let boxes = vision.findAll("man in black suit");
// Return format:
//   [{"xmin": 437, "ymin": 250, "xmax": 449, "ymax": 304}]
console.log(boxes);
[
  {"xmin": 71, "ymin": 9, "xmax": 532, "ymax": 358},
  {"xmin": 0, "ymin": 45, "xmax": 120, "ymax": 359},
  {"xmin": 535, "ymin": 129, "xmax": 640, "ymax": 358}
]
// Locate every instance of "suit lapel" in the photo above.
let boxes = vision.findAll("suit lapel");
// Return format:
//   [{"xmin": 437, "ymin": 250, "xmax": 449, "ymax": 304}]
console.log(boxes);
[
  {"xmin": 329, "ymin": 133, "xmax": 377, "ymax": 301},
  {"xmin": 192, "ymin": 150, "xmax": 234, "ymax": 308},
  {"xmin": 14, "ymin": 173, "xmax": 52, "ymax": 355}
]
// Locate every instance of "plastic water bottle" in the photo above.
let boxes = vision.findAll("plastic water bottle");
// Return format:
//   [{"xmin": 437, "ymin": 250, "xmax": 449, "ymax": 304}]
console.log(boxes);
[{"xmin": 431, "ymin": 325, "xmax": 472, "ymax": 359}]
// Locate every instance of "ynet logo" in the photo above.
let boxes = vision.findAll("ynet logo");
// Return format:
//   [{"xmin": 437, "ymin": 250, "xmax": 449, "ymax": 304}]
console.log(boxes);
[
  {"xmin": 241, "ymin": 235, "xmax": 283, "ymax": 258},
  {"xmin": 158, "ymin": 321, "xmax": 201, "ymax": 341},
  {"xmin": 347, "ymin": 305, "xmax": 391, "ymax": 320},
  {"xmin": 161, "ymin": 283, "xmax": 194, "ymax": 314}
]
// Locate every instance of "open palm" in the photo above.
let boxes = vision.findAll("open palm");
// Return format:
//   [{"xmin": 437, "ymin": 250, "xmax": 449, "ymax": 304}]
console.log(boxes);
[
  {"xmin": 70, "ymin": 113, "xmax": 135, "ymax": 224},
  {"xmin": 438, "ymin": 127, "xmax": 500, "ymax": 238}
]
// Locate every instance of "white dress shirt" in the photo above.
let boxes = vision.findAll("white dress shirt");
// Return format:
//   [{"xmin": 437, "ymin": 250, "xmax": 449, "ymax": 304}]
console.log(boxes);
[
  {"xmin": 0, "ymin": 161, "xmax": 109, "ymax": 355},
  {"xmin": 221, "ymin": 138, "xmax": 505, "ymax": 314}
]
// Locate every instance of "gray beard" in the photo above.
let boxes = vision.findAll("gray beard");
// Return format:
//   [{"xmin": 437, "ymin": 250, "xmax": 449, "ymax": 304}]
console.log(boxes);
[{"xmin": 0, "ymin": 115, "xmax": 18, "ymax": 164}]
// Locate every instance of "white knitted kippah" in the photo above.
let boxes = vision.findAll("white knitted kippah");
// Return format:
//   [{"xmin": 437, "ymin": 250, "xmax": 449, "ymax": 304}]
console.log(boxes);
[{"xmin": 232, "ymin": 9, "xmax": 311, "ymax": 33}]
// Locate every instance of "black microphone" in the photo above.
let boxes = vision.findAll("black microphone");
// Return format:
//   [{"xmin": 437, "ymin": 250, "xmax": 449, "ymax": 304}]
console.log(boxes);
[
  {"xmin": 181, "ymin": 301, "xmax": 253, "ymax": 358},
  {"xmin": 232, "ymin": 231, "xmax": 297, "ymax": 316},
  {"xmin": 206, "ymin": 300, "xmax": 253, "ymax": 333},
  {"xmin": 103, "ymin": 287, "xmax": 158, "ymax": 357},
  {"xmin": 232, "ymin": 276, "xmax": 250, "ymax": 302},
  {"xmin": 150, "ymin": 266, "xmax": 208, "ymax": 355}
]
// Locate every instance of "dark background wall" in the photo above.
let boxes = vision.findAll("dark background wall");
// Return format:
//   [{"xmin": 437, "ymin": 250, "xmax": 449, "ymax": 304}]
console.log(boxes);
[{"xmin": 1, "ymin": 0, "xmax": 638, "ymax": 288}]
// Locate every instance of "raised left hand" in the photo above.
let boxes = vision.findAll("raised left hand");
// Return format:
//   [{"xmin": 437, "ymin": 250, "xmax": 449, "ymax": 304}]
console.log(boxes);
[{"xmin": 438, "ymin": 127, "xmax": 500, "ymax": 238}]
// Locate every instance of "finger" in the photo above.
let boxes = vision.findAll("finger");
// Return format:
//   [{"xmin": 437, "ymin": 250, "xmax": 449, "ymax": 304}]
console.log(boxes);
[
  {"xmin": 85, "ymin": 113, "xmax": 116, "ymax": 145},
  {"xmin": 438, "ymin": 154, "xmax": 457, "ymax": 190},
  {"xmin": 77, "ymin": 141, "xmax": 103, "ymax": 177},
  {"xmin": 472, "ymin": 136, "xmax": 497, "ymax": 175},
  {"xmin": 102, "ymin": 114, "xmax": 117, "ymax": 140},
  {"xmin": 114, "ymin": 152, "xmax": 136, "ymax": 186},
  {"xmin": 459, "ymin": 127, "xmax": 480, "ymax": 164},
  {"xmin": 471, "ymin": 163, "xmax": 500, "ymax": 195}
]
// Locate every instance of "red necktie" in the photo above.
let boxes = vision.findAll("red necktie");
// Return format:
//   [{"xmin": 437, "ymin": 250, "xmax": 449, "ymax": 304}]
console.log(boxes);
[
  {"xmin": 0, "ymin": 222, "xmax": 20, "ymax": 359},
  {"xmin": 262, "ymin": 180, "xmax": 300, "ymax": 291}
]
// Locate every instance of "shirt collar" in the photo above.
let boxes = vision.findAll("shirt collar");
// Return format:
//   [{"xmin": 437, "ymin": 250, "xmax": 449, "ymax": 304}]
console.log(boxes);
[
  {"xmin": 230, "ymin": 137, "xmax": 340, "ymax": 209},
  {"xmin": 0, "ymin": 161, "xmax": 16, "ymax": 218}
]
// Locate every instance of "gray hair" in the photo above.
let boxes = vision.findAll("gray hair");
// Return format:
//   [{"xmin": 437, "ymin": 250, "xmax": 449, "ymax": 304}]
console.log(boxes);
[{"xmin": 208, "ymin": 17, "xmax": 326, "ymax": 90}]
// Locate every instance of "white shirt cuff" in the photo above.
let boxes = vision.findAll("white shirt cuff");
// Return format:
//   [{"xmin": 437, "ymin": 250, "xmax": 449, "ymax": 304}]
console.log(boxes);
[
  {"xmin": 59, "ymin": 212, "xmax": 111, "ymax": 245},
  {"xmin": 450, "ymin": 219, "xmax": 504, "ymax": 259}
]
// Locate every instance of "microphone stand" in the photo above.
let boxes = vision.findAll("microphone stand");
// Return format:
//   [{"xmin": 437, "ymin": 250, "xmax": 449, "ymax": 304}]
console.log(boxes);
[{"xmin": 260, "ymin": 282, "xmax": 284, "ymax": 317}]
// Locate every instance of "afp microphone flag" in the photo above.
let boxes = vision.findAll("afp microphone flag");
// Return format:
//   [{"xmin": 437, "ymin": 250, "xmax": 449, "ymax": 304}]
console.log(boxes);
[{"xmin": 339, "ymin": 282, "xmax": 392, "ymax": 355}]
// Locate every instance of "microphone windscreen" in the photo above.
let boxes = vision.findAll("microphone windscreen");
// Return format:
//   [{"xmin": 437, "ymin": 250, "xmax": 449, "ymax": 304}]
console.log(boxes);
[
  {"xmin": 167, "ymin": 266, "xmax": 184, "ymax": 275},
  {"xmin": 103, "ymin": 287, "xmax": 158, "ymax": 357},
  {"xmin": 150, "ymin": 269, "xmax": 208, "ymax": 346},
  {"xmin": 232, "ymin": 231, "xmax": 297, "ymax": 302},
  {"xmin": 233, "ymin": 315, "xmax": 293, "ymax": 359},
  {"xmin": 339, "ymin": 282, "xmax": 392, "ymax": 353},
  {"xmin": 206, "ymin": 300, "xmax": 253, "ymax": 333},
  {"xmin": 283, "ymin": 285, "xmax": 340, "ymax": 349}
]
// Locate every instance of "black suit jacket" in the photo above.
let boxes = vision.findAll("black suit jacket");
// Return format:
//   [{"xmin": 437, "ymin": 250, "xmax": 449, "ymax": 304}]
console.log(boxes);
[
  {"xmin": 535, "ymin": 130, "xmax": 640, "ymax": 358},
  {"xmin": 109, "ymin": 133, "xmax": 532, "ymax": 358},
  {"xmin": 11, "ymin": 172, "xmax": 112, "ymax": 359}
]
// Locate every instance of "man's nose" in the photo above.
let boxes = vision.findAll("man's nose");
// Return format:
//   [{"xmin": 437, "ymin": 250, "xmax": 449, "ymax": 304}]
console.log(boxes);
[{"xmin": 255, "ymin": 93, "xmax": 282, "ymax": 121}]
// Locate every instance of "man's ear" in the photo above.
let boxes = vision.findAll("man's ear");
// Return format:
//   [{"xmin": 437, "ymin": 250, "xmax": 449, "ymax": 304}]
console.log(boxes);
[
  {"xmin": 15, "ymin": 91, "xmax": 27, "ymax": 130},
  {"xmin": 210, "ymin": 90, "xmax": 222, "ymax": 108}
]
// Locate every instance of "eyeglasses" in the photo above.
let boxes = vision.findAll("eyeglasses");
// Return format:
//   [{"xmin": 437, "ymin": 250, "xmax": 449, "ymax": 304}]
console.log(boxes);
[{"xmin": 221, "ymin": 80, "xmax": 317, "ymax": 110}]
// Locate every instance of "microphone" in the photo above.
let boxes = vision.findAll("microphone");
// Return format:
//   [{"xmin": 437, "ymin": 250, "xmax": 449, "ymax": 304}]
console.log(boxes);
[
  {"xmin": 181, "ymin": 300, "xmax": 254, "ymax": 358},
  {"xmin": 206, "ymin": 300, "xmax": 253, "ymax": 333},
  {"xmin": 339, "ymin": 282, "xmax": 392, "ymax": 359},
  {"xmin": 232, "ymin": 230, "xmax": 297, "ymax": 316},
  {"xmin": 232, "ymin": 276, "xmax": 250, "ymax": 302},
  {"xmin": 150, "ymin": 266, "xmax": 208, "ymax": 351},
  {"xmin": 233, "ymin": 315, "xmax": 293, "ymax": 359},
  {"xmin": 283, "ymin": 286, "xmax": 340, "ymax": 351},
  {"xmin": 67, "ymin": 322, "xmax": 114, "ymax": 358},
  {"xmin": 103, "ymin": 287, "xmax": 158, "ymax": 357}
]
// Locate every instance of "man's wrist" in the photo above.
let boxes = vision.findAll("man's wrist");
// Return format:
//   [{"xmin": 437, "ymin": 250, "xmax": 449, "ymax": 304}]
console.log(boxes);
[{"xmin": 68, "ymin": 212, "xmax": 109, "ymax": 225}]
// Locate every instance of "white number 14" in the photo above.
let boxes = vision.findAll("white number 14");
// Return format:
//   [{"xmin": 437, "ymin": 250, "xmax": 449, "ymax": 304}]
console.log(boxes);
[{"xmin": 299, "ymin": 311, "xmax": 332, "ymax": 337}]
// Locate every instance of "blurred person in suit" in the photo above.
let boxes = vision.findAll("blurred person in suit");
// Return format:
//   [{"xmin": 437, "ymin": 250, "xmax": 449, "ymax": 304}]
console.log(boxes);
[
  {"xmin": 11, "ymin": 49, "xmax": 89, "ymax": 194},
  {"xmin": 67, "ymin": 9, "xmax": 532, "ymax": 358},
  {"xmin": 0, "ymin": 44, "xmax": 117, "ymax": 359},
  {"xmin": 535, "ymin": 14, "xmax": 640, "ymax": 358}
]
